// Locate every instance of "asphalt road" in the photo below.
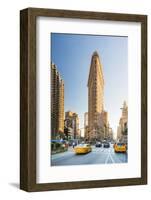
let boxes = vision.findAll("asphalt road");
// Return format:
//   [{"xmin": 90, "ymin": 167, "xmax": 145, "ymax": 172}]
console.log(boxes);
[{"xmin": 51, "ymin": 144, "xmax": 128, "ymax": 166}]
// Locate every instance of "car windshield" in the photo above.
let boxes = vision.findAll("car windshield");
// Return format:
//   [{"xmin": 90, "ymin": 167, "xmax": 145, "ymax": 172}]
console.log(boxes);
[
  {"xmin": 78, "ymin": 144, "xmax": 88, "ymax": 147},
  {"xmin": 117, "ymin": 143, "xmax": 124, "ymax": 146}
]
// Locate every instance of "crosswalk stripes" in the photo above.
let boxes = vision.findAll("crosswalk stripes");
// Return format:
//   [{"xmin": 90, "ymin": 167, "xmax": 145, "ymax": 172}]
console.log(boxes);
[{"xmin": 92, "ymin": 148, "xmax": 114, "ymax": 153}]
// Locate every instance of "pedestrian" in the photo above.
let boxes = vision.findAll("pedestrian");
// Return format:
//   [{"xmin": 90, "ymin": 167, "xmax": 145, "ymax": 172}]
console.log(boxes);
[{"xmin": 72, "ymin": 142, "xmax": 75, "ymax": 148}]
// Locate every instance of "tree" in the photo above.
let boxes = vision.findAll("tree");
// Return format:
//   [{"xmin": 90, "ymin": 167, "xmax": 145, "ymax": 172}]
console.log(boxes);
[{"xmin": 64, "ymin": 127, "xmax": 70, "ymax": 140}]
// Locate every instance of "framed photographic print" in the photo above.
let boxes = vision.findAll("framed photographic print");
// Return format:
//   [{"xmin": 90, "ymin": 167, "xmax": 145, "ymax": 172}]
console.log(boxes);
[{"xmin": 20, "ymin": 8, "xmax": 147, "ymax": 191}]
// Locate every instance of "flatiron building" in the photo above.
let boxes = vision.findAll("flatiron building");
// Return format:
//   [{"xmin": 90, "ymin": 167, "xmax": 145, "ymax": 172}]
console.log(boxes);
[{"xmin": 87, "ymin": 51, "xmax": 106, "ymax": 141}]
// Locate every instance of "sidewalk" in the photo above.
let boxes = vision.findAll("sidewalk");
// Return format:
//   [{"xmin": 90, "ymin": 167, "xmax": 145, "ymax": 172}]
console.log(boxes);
[{"xmin": 68, "ymin": 146, "xmax": 75, "ymax": 152}]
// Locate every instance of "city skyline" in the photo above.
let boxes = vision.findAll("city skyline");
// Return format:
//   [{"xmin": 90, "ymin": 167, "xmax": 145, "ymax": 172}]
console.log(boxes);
[{"xmin": 51, "ymin": 33, "xmax": 128, "ymax": 137}]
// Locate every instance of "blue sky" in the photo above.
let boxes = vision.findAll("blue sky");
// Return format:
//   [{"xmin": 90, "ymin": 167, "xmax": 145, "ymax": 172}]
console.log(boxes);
[{"xmin": 51, "ymin": 33, "xmax": 128, "ymax": 136}]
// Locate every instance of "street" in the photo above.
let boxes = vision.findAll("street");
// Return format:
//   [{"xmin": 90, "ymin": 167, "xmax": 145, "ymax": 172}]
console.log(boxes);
[{"xmin": 51, "ymin": 144, "xmax": 128, "ymax": 166}]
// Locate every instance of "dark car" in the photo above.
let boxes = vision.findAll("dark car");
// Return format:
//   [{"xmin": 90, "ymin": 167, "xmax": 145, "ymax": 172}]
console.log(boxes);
[
  {"xmin": 103, "ymin": 142, "xmax": 110, "ymax": 148},
  {"xmin": 95, "ymin": 142, "xmax": 102, "ymax": 147}
]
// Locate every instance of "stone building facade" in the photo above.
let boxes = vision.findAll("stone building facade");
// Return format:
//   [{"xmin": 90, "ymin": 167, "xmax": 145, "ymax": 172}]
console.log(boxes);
[
  {"xmin": 64, "ymin": 111, "xmax": 79, "ymax": 139},
  {"xmin": 51, "ymin": 63, "xmax": 64, "ymax": 139},
  {"xmin": 84, "ymin": 112, "xmax": 89, "ymax": 139},
  {"xmin": 87, "ymin": 51, "xmax": 109, "ymax": 141},
  {"xmin": 117, "ymin": 101, "xmax": 128, "ymax": 143}
]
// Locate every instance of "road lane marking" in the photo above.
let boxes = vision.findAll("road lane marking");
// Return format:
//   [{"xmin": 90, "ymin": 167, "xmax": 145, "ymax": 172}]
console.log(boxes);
[{"xmin": 109, "ymin": 153, "xmax": 115, "ymax": 163}]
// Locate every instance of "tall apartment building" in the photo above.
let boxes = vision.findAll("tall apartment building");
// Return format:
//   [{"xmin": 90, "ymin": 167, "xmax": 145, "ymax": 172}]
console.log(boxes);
[
  {"xmin": 117, "ymin": 101, "xmax": 128, "ymax": 143},
  {"xmin": 51, "ymin": 63, "xmax": 64, "ymax": 139},
  {"xmin": 84, "ymin": 112, "xmax": 89, "ymax": 139},
  {"xmin": 108, "ymin": 127, "xmax": 113, "ymax": 140}
]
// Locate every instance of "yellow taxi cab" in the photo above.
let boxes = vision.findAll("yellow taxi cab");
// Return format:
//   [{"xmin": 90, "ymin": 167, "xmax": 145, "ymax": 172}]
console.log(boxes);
[
  {"xmin": 74, "ymin": 143, "xmax": 92, "ymax": 154},
  {"xmin": 114, "ymin": 143, "xmax": 127, "ymax": 153}
]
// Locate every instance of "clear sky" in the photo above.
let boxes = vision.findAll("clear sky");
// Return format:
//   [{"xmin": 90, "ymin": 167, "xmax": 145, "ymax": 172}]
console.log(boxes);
[{"xmin": 51, "ymin": 33, "xmax": 128, "ymax": 137}]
